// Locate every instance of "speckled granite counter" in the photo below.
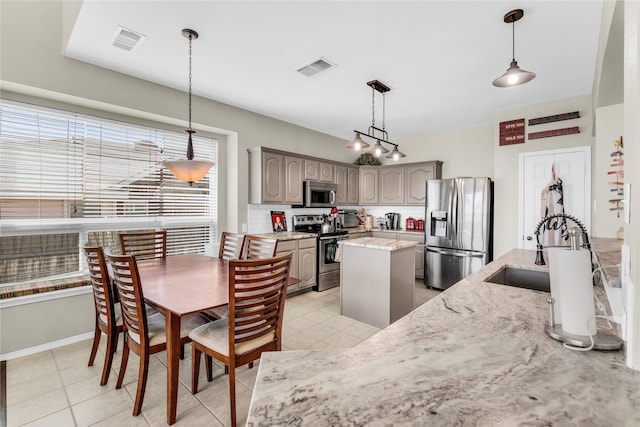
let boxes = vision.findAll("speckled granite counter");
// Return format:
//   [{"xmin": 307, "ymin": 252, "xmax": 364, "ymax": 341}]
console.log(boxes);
[
  {"xmin": 254, "ymin": 231, "xmax": 316, "ymax": 241},
  {"xmin": 247, "ymin": 248, "xmax": 640, "ymax": 426},
  {"xmin": 340, "ymin": 236, "xmax": 418, "ymax": 251}
]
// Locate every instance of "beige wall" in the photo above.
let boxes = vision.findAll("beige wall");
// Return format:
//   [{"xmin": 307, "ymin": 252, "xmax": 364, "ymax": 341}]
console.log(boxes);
[
  {"xmin": 397, "ymin": 125, "xmax": 494, "ymax": 179},
  {"xmin": 493, "ymin": 94, "xmax": 594, "ymax": 257},
  {"xmin": 594, "ymin": 103, "xmax": 625, "ymax": 238}
]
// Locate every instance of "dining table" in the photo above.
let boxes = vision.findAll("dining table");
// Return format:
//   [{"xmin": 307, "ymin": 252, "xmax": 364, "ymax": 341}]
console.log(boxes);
[{"xmin": 136, "ymin": 253, "xmax": 299, "ymax": 425}]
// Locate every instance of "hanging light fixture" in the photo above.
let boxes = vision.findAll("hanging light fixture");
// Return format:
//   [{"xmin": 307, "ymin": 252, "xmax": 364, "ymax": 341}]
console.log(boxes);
[
  {"xmin": 348, "ymin": 80, "xmax": 406, "ymax": 161},
  {"xmin": 492, "ymin": 9, "xmax": 536, "ymax": 88},
  {"xmin": 163, "ymin": 28, "xmax": 214, "ymax": 185}
]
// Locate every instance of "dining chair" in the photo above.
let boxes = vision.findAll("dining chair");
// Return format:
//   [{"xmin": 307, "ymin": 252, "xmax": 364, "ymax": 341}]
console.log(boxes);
[
  {"xmin": 218, "ymin": 231, "xmax": 246, "ymax": 260},
  {"xmin": 119, "ymin": 230, "xmax": 167, "ymax": 260},
  {"xmin": 189, "ymin": 252, "xmax": 293, "ymax": 427},
  {"xmin": 84, "ymin": 245, "xmax": 122, "ymax": 386},
  {"xmin": 241, "ymin": 235, "xmax": 278, "ymax": 260},
  {"xmin": 105, "ymin": 248, "xmax": 208, "ymax": 416}
]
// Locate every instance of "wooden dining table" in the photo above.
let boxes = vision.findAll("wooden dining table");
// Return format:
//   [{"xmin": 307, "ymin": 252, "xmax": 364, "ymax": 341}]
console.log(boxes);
[{"xmin": 136, "ymin": 253, "xmax": 298, "ymax": 425}]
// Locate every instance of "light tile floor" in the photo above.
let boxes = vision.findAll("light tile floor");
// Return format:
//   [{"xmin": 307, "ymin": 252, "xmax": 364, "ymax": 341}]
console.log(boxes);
[{"xmin": 5, "ymin": 281, "xmax": 440, "ymax": 427}]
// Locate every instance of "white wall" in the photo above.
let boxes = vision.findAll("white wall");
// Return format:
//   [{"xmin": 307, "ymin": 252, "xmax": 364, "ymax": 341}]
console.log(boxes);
[
  {"xmin": 493, "ymin": 94, "xmax": 595, "ymax": 257},
  {"xmin": 594, "ymin": 103, "xmax": 625, "ymax": 238}
]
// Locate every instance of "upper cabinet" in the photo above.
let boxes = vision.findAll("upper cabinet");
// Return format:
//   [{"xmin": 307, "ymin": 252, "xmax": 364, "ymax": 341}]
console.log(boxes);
[
  {"xmin": 379, "ymin": 166, "xmax": 405, "ymax": 205},
  {"xmin": 347, "ymin": 166, "xmax": 359, "ymax": 204},
  {"xmin": 361, "ymin": 160, "xmax": 442, "ymax": 206},
  {"xmin": 335, "ymin": 164, "xmax": 359, "ymax": 205},
  {"xmin": 304, "ymin": 159, "xmax": 334, "ymax": 182},
  {"xmin": 404, "ymin": 162, "xmax": 442, "ymax": 205},
  {"xmin": 284, "ymin": 156, "xmax": 304, "ymax": 204},
  {"xmin": 260, "ymin": 151, "xmax": 284, "ymax": 203},
  {"xmin": 359, "ymin": 167, "xmax": 379, "ymax": 205},
  {"xmin": 248, "ymin": 148, "xmax": 303, "ymax": 204}
]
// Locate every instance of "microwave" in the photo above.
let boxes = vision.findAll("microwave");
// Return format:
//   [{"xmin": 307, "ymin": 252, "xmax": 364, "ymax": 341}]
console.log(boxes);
[{"xmin": 302, "ymin": 181, "xmax": 337, "ymax": 208}]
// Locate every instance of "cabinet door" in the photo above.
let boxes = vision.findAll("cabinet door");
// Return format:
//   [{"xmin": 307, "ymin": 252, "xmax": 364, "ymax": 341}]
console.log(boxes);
[
  {"xmin": 405, "ymin": 164, "xmax": 435, "ymax": 205},
  {"xmin": 415, "ymin": 244, "xmax": 424, "ymax": 279},
  {"xmin": 320, "ymin": 162, "xmax": 334, "ymax": 182},
  {"xmin": 359, "ymin": 168, "xmax": 379, "ymax": 204},
  {"xmin": 347, "ymin": 167, "xmax": 359, "ymax": 204},
  {"xmin": 335, "ymin": 165, "xmax": 348, "ymax": 204},
  {"xmin": 284, "ymin": 156, "xmax": 303, "ymax": 204},
  {"xmin": 304, "ymin": 159, "xmax": 321, "ymax": 181},
  {"xmin": 298, "ymin": 247, "xmax": 317, "ymax": 289},
  {"xmin": 379, "ymin": 166, "xmax": 405, "ymax": 205},
  {"xmin": 262, "ymin": 152, "xmax": 284, "ymax": 203}
]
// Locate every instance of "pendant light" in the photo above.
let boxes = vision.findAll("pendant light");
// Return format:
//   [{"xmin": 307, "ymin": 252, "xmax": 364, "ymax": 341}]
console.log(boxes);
[
  {"xmin": 492, "ymin": 9, "xmax": 536, "ymax": 87},
  {"xmin": 163, "ymin": 29, "xmax": 214, "ymax": 185},
  {"xmin": 348, "ymin": 80, "xmax": 406, "ymax": 161}
]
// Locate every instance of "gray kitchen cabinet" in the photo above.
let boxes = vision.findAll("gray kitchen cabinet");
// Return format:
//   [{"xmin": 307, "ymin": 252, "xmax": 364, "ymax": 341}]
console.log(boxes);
[
  {"xmin": 320, "ymin": 162, "xmax": 334, "ymax": 182},
  {"xmin": 405, "ymin": 162, "xmax": 442, "ymax": 205},
  {"xmin": 335, "ymin": 165, "xmax": 359, "ymax": 205},
  {"xmin": 248, "ymin": 147, "xmax": 305, "ymax": 204},
  {"xmin": 304, "ymin": 159, "xmax": 321, "ymax": 181},
  {"xmin": 347, "ymin": 166, "xmax": 359, "ymax": 204},
  {"xmin": 284, "ymin": 156, "xmax": 304, "ymax": 204},
  {"xmin": 379, "ymin": 166, "xmax": 405, "ymax": 205},
  {"xmin": 277, "ymin": 237, "xmax": 316, "ymax": 293},
  {"xmin": 359, "ymin": 167, "xmax": 379, "ymax": 204}
]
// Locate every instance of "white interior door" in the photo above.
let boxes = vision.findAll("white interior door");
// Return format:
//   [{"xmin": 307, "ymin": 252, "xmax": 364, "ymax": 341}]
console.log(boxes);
[{"xmin": 519, "ymin": 147, "xmax": 591, "ymax": 250}]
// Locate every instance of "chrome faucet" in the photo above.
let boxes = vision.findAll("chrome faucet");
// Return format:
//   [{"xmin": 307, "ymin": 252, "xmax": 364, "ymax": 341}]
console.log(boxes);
[{"xmin": 532, "ymin": 213, "xmax": 591, "ymax": 265}]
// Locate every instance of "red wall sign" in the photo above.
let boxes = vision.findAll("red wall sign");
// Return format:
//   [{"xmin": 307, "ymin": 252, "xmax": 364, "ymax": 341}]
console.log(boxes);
[
  {"xmin": 528, "ymin": 126, "xmax": 580, "ymax": 140},
  {"xmin": 499, "ymin": 118, "xmax": 525, "ymax": 146}
]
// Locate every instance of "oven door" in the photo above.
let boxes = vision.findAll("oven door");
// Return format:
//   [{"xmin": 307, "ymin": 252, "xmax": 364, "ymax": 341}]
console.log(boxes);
[{"xmin": 318, "ymin": 235, "xmax": 341, "ymax": 274}]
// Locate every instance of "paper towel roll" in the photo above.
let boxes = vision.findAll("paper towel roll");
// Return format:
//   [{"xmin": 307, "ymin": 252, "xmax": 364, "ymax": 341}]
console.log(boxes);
[
  {"xmin": 552, "ymin": 249, "xmax": 596, "ymax": 336},
  {"xmin": 548, "ymin": 248, "xmax": 564, "ymax": 325}
]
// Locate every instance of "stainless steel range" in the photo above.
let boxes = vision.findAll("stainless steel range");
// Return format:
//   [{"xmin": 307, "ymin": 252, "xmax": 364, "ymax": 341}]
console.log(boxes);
[{"xmin": 292, "ymin": 214, "xmax": 348, "ymax": 291}]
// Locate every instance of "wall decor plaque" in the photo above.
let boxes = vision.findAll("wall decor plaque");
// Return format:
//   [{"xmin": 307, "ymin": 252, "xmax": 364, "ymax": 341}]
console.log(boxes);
[
  {"xmin": 528, "ymin": 111, "xmax": 580, "ymax": 126},
  {"xmin": 499, "ymin": 118, "xmax": 525, "ymax": 146},
  {"xmin": 528, "ymin": 126, "xmax": 580, "ymax": 140}
]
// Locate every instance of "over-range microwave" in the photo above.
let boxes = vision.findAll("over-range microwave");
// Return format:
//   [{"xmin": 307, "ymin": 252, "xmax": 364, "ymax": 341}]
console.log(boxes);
[{"xmin": 298, "ymin": 180, "xmax": 337, "ymax": 208}]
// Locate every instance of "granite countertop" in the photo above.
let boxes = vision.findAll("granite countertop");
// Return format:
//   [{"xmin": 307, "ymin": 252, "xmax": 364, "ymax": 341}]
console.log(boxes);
[
  {"xmin": 339, "ymin": 237, "xmax": 418, "ymax": 251},
  {"xmin": 590, "ymin": 236, "xmax": 623, "ymax": 285},
  {"xmin": 254, "ymin": 231, "xmax": 316, "ymax": 241},
  {"xmin": 247, "ymin": 248, "xmax": 640, "ymax": 426}
]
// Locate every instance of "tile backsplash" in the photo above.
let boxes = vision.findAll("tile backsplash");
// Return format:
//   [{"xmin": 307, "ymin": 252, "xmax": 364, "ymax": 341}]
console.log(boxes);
[{"xmin": 247, "ymin": 204, "xmax": 426, "ymax": 233}]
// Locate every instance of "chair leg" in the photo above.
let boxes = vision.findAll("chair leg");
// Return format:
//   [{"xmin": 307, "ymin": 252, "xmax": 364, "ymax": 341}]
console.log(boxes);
[
  {"xmin": 180, "ymin": 343, "xmax": 185, "ymax": 360},
  {"xmin": 88, "ymin": 322, "xmax": 101, "ymax": 367},
  {"xmin": 249, "ymin": 362, "xmax": 254, "ymax": 369},
  {"xmin": 133, "ymin": 349, "xmax": 150, "ymax": 416},
  {"xmin": 205, "ymin": 355, "xmax": 213, "ymax": 382},
  {"xmin": 192, "ymin": 344, "xmax": 201, "ymax": 394},
  {"xmin": 100, "ymin": 331, "xmax": 118, "ymax": 386},
  {"xmin": 229, "ymin": 363, "xmax": 237, "ymax": 427},
  {"xmin": 115, "ymin": 340, "xmax": 129, "ymax": 389},
  {"xmin": 225, "ymin": 365, "xmax": 229, "ymax": 375}
]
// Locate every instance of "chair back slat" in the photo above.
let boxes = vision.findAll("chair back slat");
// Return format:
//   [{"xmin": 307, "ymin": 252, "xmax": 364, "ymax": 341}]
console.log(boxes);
[
  {"xmin": 105, "ymin": 250, "xmax": 148, "ymax": 344},
  {"xmin": 84, "ymin": 246, "xmax": 116, "ymax": 327},
  {"xmin": 241, "ymin": 235, "xmax": 278, "ymax": 260},
  {"xmin": 119, "ymin": 231, "xmax": 167, "ymax": 260},
  {"xmin": 228, "ymin": 252, "xmax": 291, "ymax": 349},
  {"xmin": 218, "ymin": 232, "xmax": 245, "ymax": 260}
]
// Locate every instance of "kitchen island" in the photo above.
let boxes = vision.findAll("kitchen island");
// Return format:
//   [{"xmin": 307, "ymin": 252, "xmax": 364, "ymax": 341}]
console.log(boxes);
[
  {"xmin": 339, "ymin": 237, "xmax": 417, "ymax": 328},
  {"xmin": 247, "ymin": 249, "xmax": 640, "ymax": 426}
]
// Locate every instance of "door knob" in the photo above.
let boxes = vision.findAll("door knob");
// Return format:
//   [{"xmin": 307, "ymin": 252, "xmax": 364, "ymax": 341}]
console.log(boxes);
[{"xmin": 526, "ymin": 236, "xmax": 533, "ymax": 241}]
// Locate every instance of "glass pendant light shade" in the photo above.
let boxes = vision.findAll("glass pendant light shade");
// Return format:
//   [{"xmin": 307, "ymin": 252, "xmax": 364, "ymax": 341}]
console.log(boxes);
[
  {"xmin": 386, "ymin": 146, "xmax": 406, "ymax": 161},
  {"xmin": 346, "ymin": 132, "xmax": 370, "ymax": 151},
  {"xmin": 163, "ymin": 130, "xmax": 214, "ymax": 184},
  {"xmin": 368, "ymin": 140, "xmax": 389, "ymax": 157},
  {"xmin": 492, "ymin": 60, "xmax": 536, "ymax": 87}
]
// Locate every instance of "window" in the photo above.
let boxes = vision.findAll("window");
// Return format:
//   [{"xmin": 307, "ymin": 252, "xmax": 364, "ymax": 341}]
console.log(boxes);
[{"xmin": 0, "ymin": 99, "xmax": 218, "ymax": 285}]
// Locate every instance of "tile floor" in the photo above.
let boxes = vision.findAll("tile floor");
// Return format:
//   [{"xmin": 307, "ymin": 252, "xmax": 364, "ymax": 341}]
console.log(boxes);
[{"xmin": 4, "ymin": 281, "xmax": 440, "ymax": 427}]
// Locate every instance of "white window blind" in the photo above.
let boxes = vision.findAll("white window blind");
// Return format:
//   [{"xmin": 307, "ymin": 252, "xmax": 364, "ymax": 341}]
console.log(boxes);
[{"xmin": 0, "ymin": 99, "xmax": 218, "ymax": 285}]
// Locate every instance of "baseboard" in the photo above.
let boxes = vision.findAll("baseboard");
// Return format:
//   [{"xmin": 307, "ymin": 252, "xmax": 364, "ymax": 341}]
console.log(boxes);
[{"xmin": 0, "ymin": 332, "xmax": 94, "ymax": 361}]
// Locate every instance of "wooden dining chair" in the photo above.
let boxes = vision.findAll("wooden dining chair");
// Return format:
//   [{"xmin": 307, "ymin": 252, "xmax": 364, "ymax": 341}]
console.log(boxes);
[
  {"xmin": 119, "ymin": 230, "xmax": 167, "ymax": 260},
  {"xmin": 241, "ymin": 235, "xmax": 278, "ymax": 260},
  {"xmin": 189, "ymin": 252, "xmax": 293, "ymax": 427},
  {"xmin": 105, "ymin": 248, "xmax": 208, "ymax": 416},
  {"xmin": 218, "ymin": 231, "xmax": 246, "ymax": 260},
  {"xmin": 84, "ymin": 245, "xmax": 122, "ymax": 386}
]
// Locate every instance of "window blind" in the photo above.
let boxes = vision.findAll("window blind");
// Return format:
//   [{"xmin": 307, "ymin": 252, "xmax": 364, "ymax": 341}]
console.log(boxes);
[{"xmin": 0, "ymin": 99, "xmax": 218, "ymax": 284}]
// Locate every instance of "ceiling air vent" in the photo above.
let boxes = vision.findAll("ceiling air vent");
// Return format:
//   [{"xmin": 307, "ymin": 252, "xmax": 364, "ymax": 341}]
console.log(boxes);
[
  {"xmin": 296, "ymin": 57, "xmax": 336, "ymax": 77},
  {"xmin": 111, "ymin": 26, "xmax": 146, "ymax": 52}
]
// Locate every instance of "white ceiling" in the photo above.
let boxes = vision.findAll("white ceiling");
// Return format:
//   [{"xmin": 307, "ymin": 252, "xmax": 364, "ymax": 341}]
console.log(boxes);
[{"xmin": 65, "ymin": 1, "xmax": 604, "ymax": 142}]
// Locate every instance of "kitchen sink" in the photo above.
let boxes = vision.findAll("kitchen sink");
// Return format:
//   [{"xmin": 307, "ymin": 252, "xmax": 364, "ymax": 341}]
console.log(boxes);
[{"xmin": 485, "ymin": 266, "xmax": 550, "ymax": 292}]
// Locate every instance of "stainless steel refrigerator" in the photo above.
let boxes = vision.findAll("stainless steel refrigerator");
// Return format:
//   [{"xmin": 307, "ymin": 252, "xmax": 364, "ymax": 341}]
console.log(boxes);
[{"xmin": 425, "ymin": 177, "xmax": 493, "ymax": 290}]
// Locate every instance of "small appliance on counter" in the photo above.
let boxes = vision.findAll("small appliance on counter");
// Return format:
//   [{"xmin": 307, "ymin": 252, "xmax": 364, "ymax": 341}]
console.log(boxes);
[
  {"xmin": 406, "ymin": 217, "xmax": 415, "ymax": 231},
  {"xmin": 416, "ymin": 219, "xmax": 425, "ymax": 231},
  {"xmin": 337, "ymin": 209, "xmax": 359, "ymax": 229},
  {"xmin": 385, "ymin": 212, "xmax": 401, "ymax": 230}
]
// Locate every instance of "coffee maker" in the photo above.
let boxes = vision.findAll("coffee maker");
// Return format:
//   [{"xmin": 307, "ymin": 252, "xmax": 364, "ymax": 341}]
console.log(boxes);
[{"xmin": 385, "ymin": 212, "xmax": 400, "ymax": 230}]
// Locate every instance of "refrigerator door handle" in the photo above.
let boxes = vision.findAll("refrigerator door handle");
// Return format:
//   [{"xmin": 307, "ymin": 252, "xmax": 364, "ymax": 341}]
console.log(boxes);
[{"xmin": 426, "ymin": 247, "xmax": 485, "ymax": 258}]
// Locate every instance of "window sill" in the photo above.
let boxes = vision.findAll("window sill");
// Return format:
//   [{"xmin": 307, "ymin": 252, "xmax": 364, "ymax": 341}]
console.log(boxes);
[{"xmin": 0, "ymin": 276, "xmax": 91, "ymax": 300}]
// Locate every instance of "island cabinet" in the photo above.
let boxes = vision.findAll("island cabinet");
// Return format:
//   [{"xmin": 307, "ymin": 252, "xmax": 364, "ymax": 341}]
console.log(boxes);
[
  {"xmin": 371, "ymin": 231, "xmax": 424, "ymax": 279},
  {"xmin": 276, "ymin": 237, "xmax": 317, "ymax": 293},
  {"xmin": 304, "ymin": 159, "xmax": 334, "ymax": 182},
  {"xmin": 335, "ymin": 164, "xmax": 359, "ymax": 205},
  {"xmin": 248, "ymin": 147, "xmax": 304, "ymax": 204},
  {"xmin": 340, "ymin": 237, "xmax": 417, "ymax": 328}
]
